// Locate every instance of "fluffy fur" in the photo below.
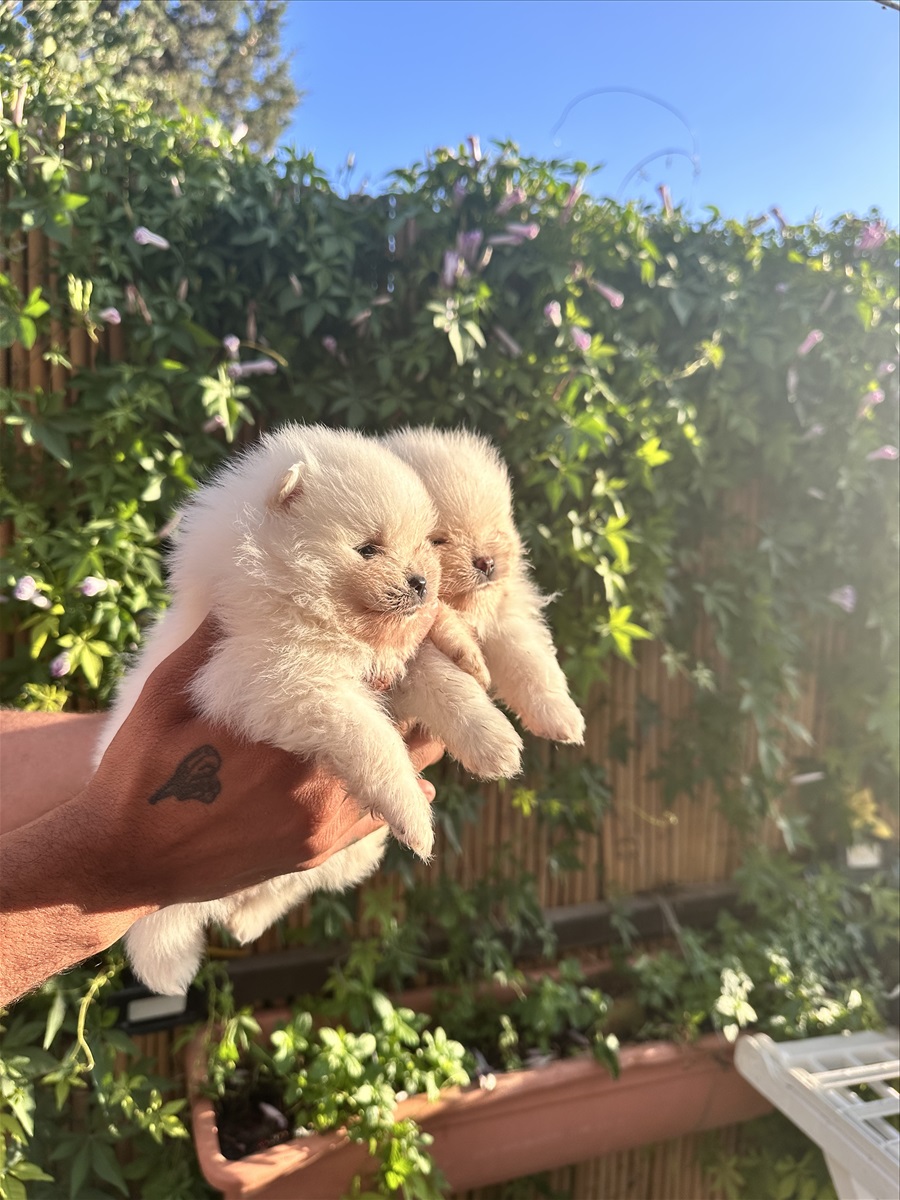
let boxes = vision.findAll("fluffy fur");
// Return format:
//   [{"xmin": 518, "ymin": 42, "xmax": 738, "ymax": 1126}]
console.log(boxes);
[
  {"xmin": 383, "ymin": 427, "xmax": 586, "ymax": 747},
  {"xmin": 97, "ymin": 424, "xmax": 523, "ymax": 996}
]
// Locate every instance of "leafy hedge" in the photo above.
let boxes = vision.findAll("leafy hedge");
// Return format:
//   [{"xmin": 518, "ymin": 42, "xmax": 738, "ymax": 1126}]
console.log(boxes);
[{"xmin": 2, "ymin": 56, "xmax": 898, "ymax": 851}]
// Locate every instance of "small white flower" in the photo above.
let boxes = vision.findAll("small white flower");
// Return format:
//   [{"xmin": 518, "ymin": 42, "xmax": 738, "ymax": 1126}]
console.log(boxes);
[
  {"xmin": 50, "ymin": 652, "xmax": 71, "ymax": 678},
  {"xmin": 828, "ymin": 586, "xmax": 857, "ymax": 614},
  {"xmin": 227, "ymin": 358, "xmax": 277, "ymax": 378},
  {"xmin": 133, "ymin": 226, "xmax": 171, "ymax": 251},
  {"xmin": 79, "ymin": 576, "xmax": 108, "ymax": 597},
  {"xmin": 13, "ymin": 575, "xmax": 37, "ymax": 601}
]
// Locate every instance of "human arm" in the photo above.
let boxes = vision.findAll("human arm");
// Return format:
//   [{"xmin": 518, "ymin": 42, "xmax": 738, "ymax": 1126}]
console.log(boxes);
[{"xmin": 0, "ymin": 620, "xmax": 442, "ymax": 1006}]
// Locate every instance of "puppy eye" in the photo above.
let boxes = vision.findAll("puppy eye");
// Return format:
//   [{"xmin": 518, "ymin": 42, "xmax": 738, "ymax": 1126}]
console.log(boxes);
[
  {"xmin": 430, "ymin": 537, "xmax": 448, "ymax": 547},
  {"xmin": 357, "ymin": 543, "xmax": 381, "ymax": 559}
]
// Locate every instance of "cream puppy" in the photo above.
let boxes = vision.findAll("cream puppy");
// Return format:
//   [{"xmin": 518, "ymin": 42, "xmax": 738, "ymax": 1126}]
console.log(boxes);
[
  {"xmin": 97, "ymin": 424, "xmax": 523, "ymax": 996},
  {"xmin": 384, "ymin": 427, "xmax": 586, "ymax": 747}
]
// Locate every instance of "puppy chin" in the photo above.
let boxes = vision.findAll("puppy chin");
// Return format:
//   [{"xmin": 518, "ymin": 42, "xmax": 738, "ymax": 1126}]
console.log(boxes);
[{"xmin": 351, "ymin": 597, "xmax": 437, "ymax": 662}]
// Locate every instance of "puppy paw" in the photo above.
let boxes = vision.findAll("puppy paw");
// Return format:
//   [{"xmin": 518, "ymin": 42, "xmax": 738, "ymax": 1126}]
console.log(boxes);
[
  {"xmin": 521, "ymin": 694, "xmax": 586, "ymax": 745},
  {"xmin": 448, "ymin": 643, "xmax": 491, "ymax": 691},
  {"xmin": 448, "ymin": 704, "xmax": 524, "ymax": 780},
  {"xmin": 225, "ymin": 910, "xmax": 273, "ymax": 946},
  {"xmin": 371, "ymin": 786, "xmax": 435, "ymax": 861}
]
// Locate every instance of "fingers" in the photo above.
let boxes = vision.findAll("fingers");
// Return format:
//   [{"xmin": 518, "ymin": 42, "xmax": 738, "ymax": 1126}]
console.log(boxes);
[{"xmin": 403, "ymin": 726, "xmax": 445, "ymax": 772}]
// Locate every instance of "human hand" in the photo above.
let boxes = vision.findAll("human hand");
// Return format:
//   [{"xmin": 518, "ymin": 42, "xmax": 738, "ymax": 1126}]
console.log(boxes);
[{"xmin": 91, "ymin": 618, "xmax": 444, "ymax": 910}]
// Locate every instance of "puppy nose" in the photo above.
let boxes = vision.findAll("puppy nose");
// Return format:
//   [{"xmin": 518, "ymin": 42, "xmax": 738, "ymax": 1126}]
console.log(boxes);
[
  {"xmin": 407, "ymin": 574, "xmax": 427, "ymax": 599},
  {"xmin": 474, "ymin": 556, "xmax": 495, "ymax": 579}
]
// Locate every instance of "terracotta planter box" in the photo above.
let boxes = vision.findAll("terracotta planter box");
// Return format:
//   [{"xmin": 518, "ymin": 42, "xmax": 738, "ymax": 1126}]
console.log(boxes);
[{"xmin": 187, "ymin": 1009, "xmax": 771, "ymax": 1199}]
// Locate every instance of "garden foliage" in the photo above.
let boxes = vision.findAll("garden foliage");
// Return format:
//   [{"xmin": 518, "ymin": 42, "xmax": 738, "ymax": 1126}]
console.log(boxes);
[
  {"xmin": 1, "ymin": 55, "xmax": 899, "ymax": 1200},
  {"xmin": 2, "ymin": 56, "xmax": 897, "ymax": 848}
]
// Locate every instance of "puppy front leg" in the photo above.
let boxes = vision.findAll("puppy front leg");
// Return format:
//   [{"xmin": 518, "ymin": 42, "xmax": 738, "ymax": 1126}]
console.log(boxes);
[
  {"xmin": 392, "ymin": 641, "xmax": 523, "ymax": 779},
  {"xmin": 428, "ymin": 602, "xmax": 491, "ymax": 689},
  {"xmin": 482, "ymin": 588, "xmax": 585, "ymax": 745},
  {"xmin": 190, "ymin": 646, "xmax": 434, "ymax": 858},
  {"xmin": 311, "ymin": 690, "xmax": 436, "ymax": 861}
]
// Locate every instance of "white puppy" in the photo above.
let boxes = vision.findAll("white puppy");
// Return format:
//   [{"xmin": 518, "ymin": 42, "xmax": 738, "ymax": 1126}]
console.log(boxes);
[
  {"xmin": 97, "ymin": 424, "xmax": 522, "ymax": 995},
  {"xmin": 384, "ymin": 427, "xmax": 586, "ymax": 747}
]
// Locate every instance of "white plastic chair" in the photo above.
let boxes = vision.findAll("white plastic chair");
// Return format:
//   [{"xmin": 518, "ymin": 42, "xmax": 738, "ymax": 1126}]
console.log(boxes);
[{"xmin": 735, "ymin": 1030, "xmax": 900, "ymax": 1200}]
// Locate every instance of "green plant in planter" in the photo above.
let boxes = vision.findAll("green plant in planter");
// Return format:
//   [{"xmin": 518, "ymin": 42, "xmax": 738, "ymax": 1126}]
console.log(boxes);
[
  {"xmin": 626, "ymin": 851, "xmax": 894, "ymax": 1046},
  {"xmin": 204, "ymin": 985, "xmax": 469, "ymax": 1200},
  {"xmin": 202, "ymin": 955, "xmax": 620, "ymax": 1197},
  {"xmin": 430, "ymin": 958, "xmax": 621, "ymax": 1080}
]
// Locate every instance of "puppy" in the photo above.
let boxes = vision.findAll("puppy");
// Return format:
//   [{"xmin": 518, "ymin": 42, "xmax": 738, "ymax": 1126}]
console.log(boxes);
[
  {"xmin": 97, "ymin": 424, "xmax": 522, "ymax": 995},
  {"xmin": 384, "ymin": 427, "xmax": 586, "ymax": 747}
]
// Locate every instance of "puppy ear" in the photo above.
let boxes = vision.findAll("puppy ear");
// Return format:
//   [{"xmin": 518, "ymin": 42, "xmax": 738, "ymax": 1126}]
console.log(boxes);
[{"xmin": 269, "ymin": 462, "xmax": 304, "ymax": 511}]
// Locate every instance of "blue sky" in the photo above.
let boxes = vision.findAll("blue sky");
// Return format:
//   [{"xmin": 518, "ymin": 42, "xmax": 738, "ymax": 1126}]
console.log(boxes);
[{"xmin": 280, "ymin": 0, "xmax": 900, "ymax": 226}]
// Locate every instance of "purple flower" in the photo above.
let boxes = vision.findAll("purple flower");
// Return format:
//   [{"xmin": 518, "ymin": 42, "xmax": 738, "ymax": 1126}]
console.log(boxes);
[
  {"xmin": 222, "ymin": 334, "xmax": 240, "ymax": 359},
  {"xmin": 544, "ymin": 301, "xmax": 562, "ymax": 328},
  {"xmin": 467, "ymin": 135, "xmax": 482, "ymax": 162},
  {"xmin": 455, "ymin": 230, "xmax": 484, "ymax": 266},
  {"xmin": 492, "ymin": 327, "xmax": 522, "ymax": 357},
  {"xmin": 227, "ymin": 358, "xmax": 277, "ymax": 378},
  {"xmin": 505, "ymin": 222, "xmax": 539, "ymax": 241},
  {"xmin": 133, "ymin": 226, "xmax": 170, "ymax": 251},
  {"xmin": 452, "ymin": 178, "xmax": 467, "ymax": 205},
  {"xmin": 99, "ymin": 306, "xmax": 121, "ymax": 325},
  {"xmin": 570, "ymin": 328, "xmax": 591, "ymax": 353},
  {"xmin": 774, "ymin": 282, "xmax": 789, "ymax": 295},
  {"xmin": 857, "ymin": 222, "xmax": 887, "ymax": 252},
  {"xmin": 321, "ymin": 337, "xmax": 338, "ymax": 357},
  {"xmin": 30, "ymin": 594, "xmax": 50, "ymax": 610},
  {"xmin": 203, "ymin": 414, "xmax": 226, "ymax": 433},
  {"xmin": 591, "ymin": 280, "xmax": 625, "ymax": 309},
  {"xmin": 12, "ymin": 84, "xmax": 26, "ymax": 127},
  {"xmin": 561, "ymin": 182, "xmax": 583, "ymax": 223},
  {"xmin": 866, "ymin": 445, "xmax": 899, "ymax": 461},
  {"xmin": 657, "ymin": 184, "xmax": 673, "ymax": 217},
  {"xmin": 79, "ymin": 576, "xmax": 107, "ymax": 597},
  {"xmin": 13, "ymin": 575, "xmax": 37, "ymax": 601},
  {"xmin": 495, "ymin": 186, "xmax": 527, "ymax": 215},
  {"xmin": 877, "ymin": 360, "xmax": 897, "ymax": 378},
  {"xmin": 802, "ymin": 423, "xmax": 826, "ymax": 441},
  {"xmin": 858, "ymin": 388, "xmax": 885, "ymax": 417},
  {"xmin": 50, "ymin": 652, "xmax": 71, "ymax": 678},
  {"xmin": 441, "ymin": 250, "xmax": 463, "ymax": 288},
  {"xmin": 828, "ymin": 586, "xmax": 857, "ymax": 614},
  {"xmin": 796, "ymin": 329, "xmax": 824, "ymax": 357}
]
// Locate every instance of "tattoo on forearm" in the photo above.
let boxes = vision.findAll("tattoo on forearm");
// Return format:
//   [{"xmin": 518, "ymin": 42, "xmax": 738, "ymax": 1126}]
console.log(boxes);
[{"xmin": 148, "ymin": 745, "xmax": 222, "ymax": 806}]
